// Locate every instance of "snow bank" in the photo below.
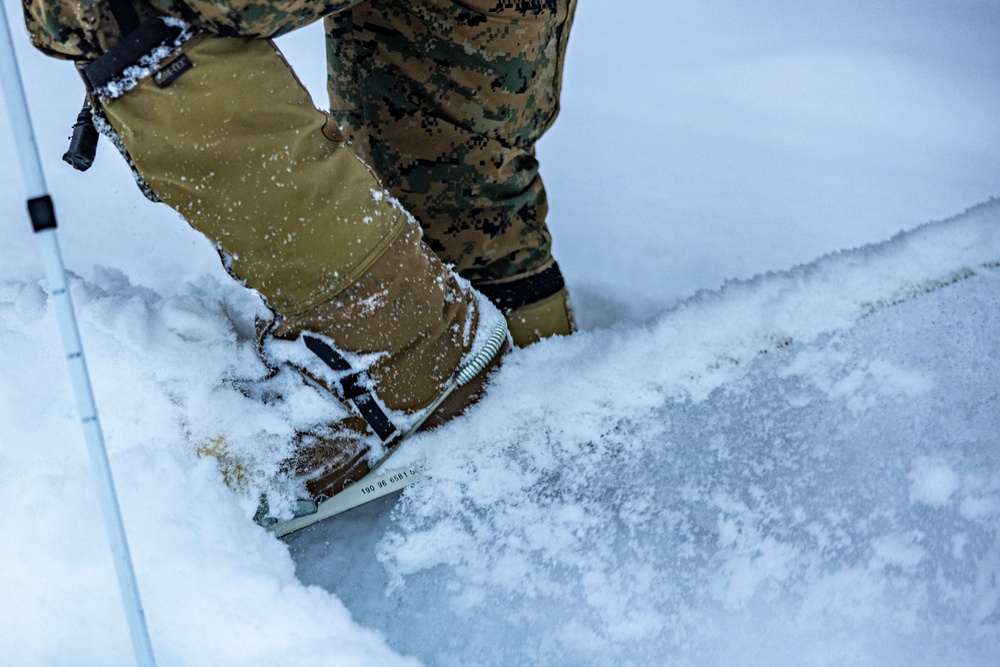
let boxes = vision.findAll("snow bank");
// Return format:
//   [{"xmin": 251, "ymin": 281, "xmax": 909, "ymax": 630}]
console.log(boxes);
[
  {"xmin": 0, "ymin": 271, "xmax": 418, "ymax": 666},
  {"xmin": 4, "ymin": 199, "xmax": 992, "ymax": 666},
  {"xmin": 291, "ymin": 201, "xmax": 1000, "ymax": 666},
  {"xmin": 2, "ymin": 1, "xmax": 997, "ymax": 664}
]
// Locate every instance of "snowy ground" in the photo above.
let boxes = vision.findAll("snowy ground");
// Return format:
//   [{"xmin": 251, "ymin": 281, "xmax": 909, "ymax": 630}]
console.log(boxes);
[
  {"xmin": 287, "ymin": 202, "xmax": 1000, "ymax": 667},
  {"xmin": 1, "ymin": 1, "xmax": 999, "ymax": 665}
]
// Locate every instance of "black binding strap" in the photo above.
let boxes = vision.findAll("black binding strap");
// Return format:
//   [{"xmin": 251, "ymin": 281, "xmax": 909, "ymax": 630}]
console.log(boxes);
[
  {"xmin": 302, "ymin": 336, "xmax": 399, "ymax": 443},
  {"xmin": 475, "ymin": 262, "xmax": 566, "ymax": 313},
  {"xmin": 80, "ymin": 18, "xmax": 182, "ymax": 91}
]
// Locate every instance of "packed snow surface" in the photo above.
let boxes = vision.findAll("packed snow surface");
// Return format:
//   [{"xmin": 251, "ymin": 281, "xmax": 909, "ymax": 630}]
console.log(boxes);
[
  {"xmin": 291, "ymin": 203, "xmax": 1000, "ymax": 667},
  {"xmin": 2, "ymin": 0, "xmax": 999, "ymax": 665},
  {"xmin": 3, "ymin": 200, "xmax": 999, "ymax": 667}
]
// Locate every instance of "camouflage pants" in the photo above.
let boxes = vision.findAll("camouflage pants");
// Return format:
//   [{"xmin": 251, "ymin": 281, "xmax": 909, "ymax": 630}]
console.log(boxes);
[
  {"xmin": 24, "ymin": 0, "xmax": 575, "ymax": 288},
  {"xmin": 325, "ymin": 0, "xmax": 575, "ymax": 286}
]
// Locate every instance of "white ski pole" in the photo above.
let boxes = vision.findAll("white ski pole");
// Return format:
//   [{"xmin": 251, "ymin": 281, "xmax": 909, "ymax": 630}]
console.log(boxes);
[{"xmin": 0, "ymin": 5, "xmax": 156, "ymax": 667}]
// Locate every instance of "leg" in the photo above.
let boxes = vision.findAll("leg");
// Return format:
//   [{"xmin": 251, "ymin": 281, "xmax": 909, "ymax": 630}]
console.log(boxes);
[
  {"xmin": 325, "ymin": 0, "xmax": 577, "ymax": 345},
  {"xmin": 24, "ymin": 1, "xmax": 508, "ymax": 502}
]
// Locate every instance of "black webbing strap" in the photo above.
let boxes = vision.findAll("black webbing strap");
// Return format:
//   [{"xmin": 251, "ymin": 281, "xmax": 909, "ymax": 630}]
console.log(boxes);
[
  {"xmin": 80, "ymin": 17, "xmax": 181, "ymax": 91},
  {"xmin": 107, "ymin": 0, "xmax": 142, "ymax": 36},
  {"xmin": 302, "ymin": 336, "xmax": 400, "ymax": 443},
  {"xmin": 475, "ymin": 262, "xmax": 567, "ymax": 313}
]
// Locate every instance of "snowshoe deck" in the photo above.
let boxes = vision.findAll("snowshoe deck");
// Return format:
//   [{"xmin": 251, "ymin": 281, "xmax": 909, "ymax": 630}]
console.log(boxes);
[{"xmin": 268, "ymin": 464, "xmax": 423, "ymax": 537}]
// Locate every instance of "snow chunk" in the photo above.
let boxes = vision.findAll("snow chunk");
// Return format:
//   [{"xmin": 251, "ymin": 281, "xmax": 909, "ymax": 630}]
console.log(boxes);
[{"xmin": 909, "ymin": 457, "xmax": 962, "ymax": 508}]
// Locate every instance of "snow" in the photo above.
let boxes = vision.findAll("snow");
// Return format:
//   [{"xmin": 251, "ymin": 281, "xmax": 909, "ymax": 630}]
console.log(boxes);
[
  {"xmin": 1, "ymin": 1, "xmax": 999, "ymax": 665},
  {"xmin": 305, "ymin": 204, "xmax": 999, "ymax": 666}
]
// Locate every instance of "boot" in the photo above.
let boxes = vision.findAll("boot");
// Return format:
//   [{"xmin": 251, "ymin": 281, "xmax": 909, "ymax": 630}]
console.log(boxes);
[
  {"xmin": 79, "ymin": 19, "xmax": 508, "ymax": 501},
  {"xmin": 475, "ymin": 262, "xmax": 575, "ymax": 346},
  {"xmin": 505, "ymin": 289, "xmax": 574, "ymax": 347}
]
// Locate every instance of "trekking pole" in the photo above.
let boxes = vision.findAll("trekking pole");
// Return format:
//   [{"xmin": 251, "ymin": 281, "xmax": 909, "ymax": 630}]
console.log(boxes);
[{"xmin": 0, "ymin": 6, "xmax": 157, "ymax": 667}]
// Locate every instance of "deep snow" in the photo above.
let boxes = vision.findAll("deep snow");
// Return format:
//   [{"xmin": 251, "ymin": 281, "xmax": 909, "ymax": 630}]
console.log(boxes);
[
  {"xmin": 1, "ymin": 1, "xmax": 999, "ymax": 665},
  {"xmin": 288, "ymin": 203, "xmax": 1000, "ymax": 666}
]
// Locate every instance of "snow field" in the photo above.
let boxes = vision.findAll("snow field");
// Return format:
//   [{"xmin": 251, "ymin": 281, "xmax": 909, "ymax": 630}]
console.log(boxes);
[
  {"xmin": 1, "ymin": 202, "xmax": 997, "ymax": 665},
  {"xmin": 1, "ymin": 0, "xmax": 999, "ymax": 664},
  {"xmin": 318, "ymin": 202, "xmax": 998, "ymax": 666},
  {"xmin": 0, "ymin": 272, "xmax": 418, "ymax": 666}
]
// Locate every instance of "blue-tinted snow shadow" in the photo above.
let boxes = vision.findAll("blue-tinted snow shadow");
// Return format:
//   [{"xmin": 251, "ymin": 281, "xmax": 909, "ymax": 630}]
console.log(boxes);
[{"xmin": 286, "ymin": 208, "xmax": 1000, "ymax": 667}]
